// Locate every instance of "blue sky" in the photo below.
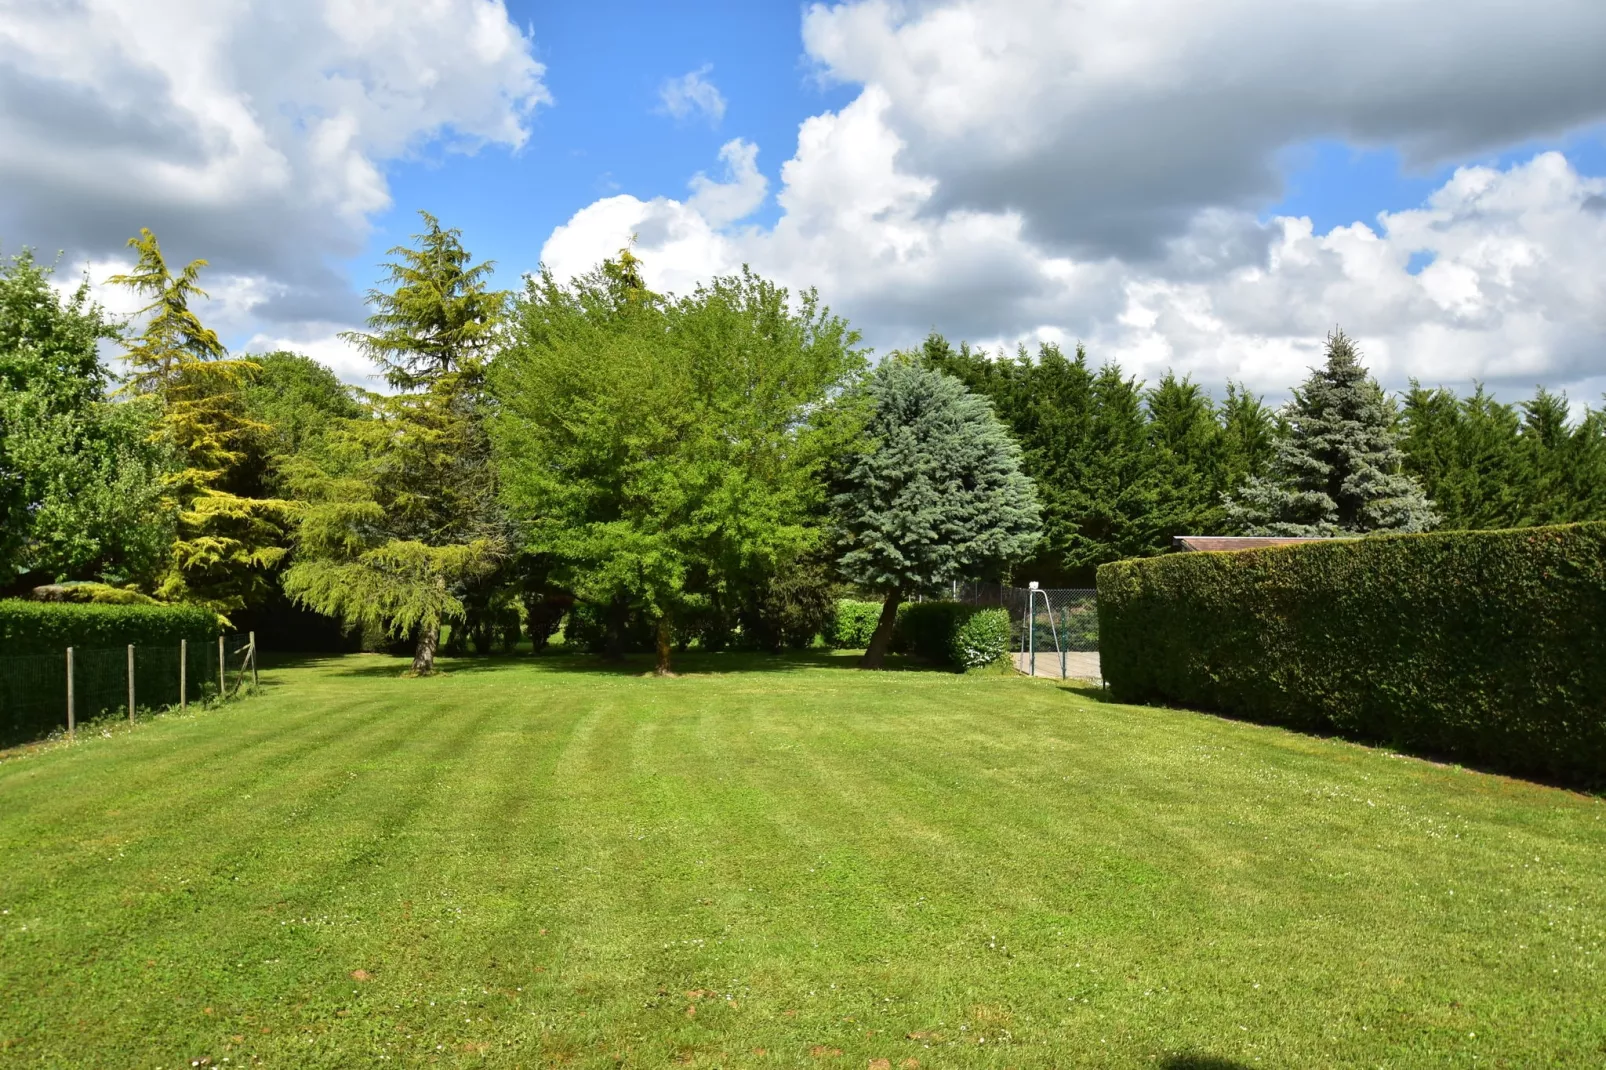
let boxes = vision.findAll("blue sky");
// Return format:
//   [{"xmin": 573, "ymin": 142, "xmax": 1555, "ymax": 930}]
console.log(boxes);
[
  {"xmin": 366, "ymin": 1, "xmax": 854, "ymax": 293},
  {"xmin": 2, "ymin": 0, "xmax": 1603, "ymax": 399}
]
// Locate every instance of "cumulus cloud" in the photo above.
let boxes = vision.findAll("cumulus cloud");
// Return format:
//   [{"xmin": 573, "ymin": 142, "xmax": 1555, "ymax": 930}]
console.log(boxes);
[
  {"xmin": 687, "ymin": 140, "xmax": 768, "ymax": 227},
  {"xmin": 801, "ymin": 0, "xmax": 1606, "ymax": 260},
  {"xmin": 0, "ymin": 0, "xmax": 548, "ymax": 376},
  {"xmin": 657, "ymin": 65, "xmax": 726, "ymax": 125},
  {"xmin": 539, "ymin": 0, "xmax": 1606, "ymax": 399}
]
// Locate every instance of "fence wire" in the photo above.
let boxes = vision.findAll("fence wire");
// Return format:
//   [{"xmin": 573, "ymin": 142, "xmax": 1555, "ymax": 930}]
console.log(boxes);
[
  {"xmin": 953, "ymin": 581, "xmax": 1100, "ymax": 681},
  {"xmin": 0, "ymin": 633, "xmax": 253, "ymax": 746}
]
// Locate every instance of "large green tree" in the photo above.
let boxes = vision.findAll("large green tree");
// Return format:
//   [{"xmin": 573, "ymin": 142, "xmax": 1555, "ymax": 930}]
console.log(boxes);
[
  {"xmin": 1229, "ymin": 330, "xmax": 1437, "ymax": 535},
  {"xmin": 833, "ymin": 358, "xmax": 1041, "ymax": 668},
  {"xmin": 0, "ymin": 250, "xmax": 173, "ymax": 591},
  {"xmin": 284, "ymin": 213, "xmax": 505, "ymax": 674},
  {"xmin": 493, "ymin": 255, "xmax": 864, "ymax": 674},
  {"xmin": 109, "ymin": 230, "xmax": 295, "ymax": 612}
]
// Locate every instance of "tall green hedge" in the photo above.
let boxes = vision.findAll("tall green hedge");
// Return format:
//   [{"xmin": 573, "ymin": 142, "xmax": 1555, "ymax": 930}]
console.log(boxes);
[
  {"xmin": 826, "ymin": 600, "xmax": 882, "ymax": 649},
  {"xmin": 0, "ymin": 600, "xmax": 219, "ymax": 655},
  {"xmin": 1096, "ymin": 523, "xmax": 1606, "ymax": 786},
  {"xmin": 895, "ymin": 601, "xmax": 1012, "ymax": 671}
]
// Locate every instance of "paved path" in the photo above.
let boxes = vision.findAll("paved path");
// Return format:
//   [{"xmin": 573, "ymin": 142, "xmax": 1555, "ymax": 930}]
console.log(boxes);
[{"xmin": 1012, "ymin": 649, "xmax": 1101, "ymax": 681}]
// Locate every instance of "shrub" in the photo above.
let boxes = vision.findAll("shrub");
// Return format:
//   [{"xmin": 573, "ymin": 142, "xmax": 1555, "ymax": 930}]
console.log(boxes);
[
  {"xmin": 895, "ymin": 601, "xmax": 1012, "ymax": 670},
  {"xmin": 1096, "ymin": 522, "xmax": 1606, "ymax": 786},
  {"xmin": 0, "ymin": 600, "xmax": 218, "ymax": 655},
  {"xmin": 826, "ymin": 600, "xmax": 882, "ymax": 649}
]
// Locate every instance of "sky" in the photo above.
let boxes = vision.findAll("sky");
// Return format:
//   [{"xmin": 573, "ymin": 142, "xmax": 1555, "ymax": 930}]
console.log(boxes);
[{"xmin": 2, "ymin": 0, "xmax": 1604, "ymax": 405}]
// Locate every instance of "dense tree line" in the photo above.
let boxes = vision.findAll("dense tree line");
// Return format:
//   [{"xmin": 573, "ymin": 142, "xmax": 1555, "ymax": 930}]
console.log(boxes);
[
  {"xmin": 926, "ymin": 330, "xmax": 1606, "ymax": 583},
  {"xmin": 4, "ymin": 215, "xmax": 1604, "ymax": 669}
]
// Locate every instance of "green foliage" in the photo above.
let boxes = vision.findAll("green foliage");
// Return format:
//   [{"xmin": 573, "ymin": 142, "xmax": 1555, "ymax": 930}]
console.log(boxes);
[
  {"xmin": 1097, "ymin": 523, "xmax": 1606, "ymax": 786},
  {"xmin": 285, "ymin": 215, "xmax": 506, "ymax": 674},
  {"xmin": 1402, "ymin": 382, "xmax": 1606, "ymax": 529},
  {"xmin": 0, "ymin": 599, "xmax": 217, "ymax": 655},
  {"xmin": 892, "ymin": 601, "xmax": 1012, "ymax": 670},
  {"xmin": 239, "ymin": 351, "xmax": 362, "ymax": 497},
  {"xmin": 923, "ymin": 334, "xmax": 1271, "ymax": 583},
  {"xmin": 833, "ymin": 358, "xmax": 1041, "ymax": 596},
  {"xmin": 1228, "ymin": 330, "xmax": 1437, "ymax": 535},
  {"xmin": 340, "ymin": 211, "xmax": 506, "ymax": 392},
  {"xmin": 0, "ymin": 251, "xmax": 175, "ymax": 589},
  {"xmin": 493, "ymin": 256, "xmax": 865, "ymax": 672},
  {"xmin": 109, "ymin": 230, "xmax": 296, "ymax": 612},
  {"xmin": 826, "ymin": 599, "xmax": 881, "ymax": 649}
]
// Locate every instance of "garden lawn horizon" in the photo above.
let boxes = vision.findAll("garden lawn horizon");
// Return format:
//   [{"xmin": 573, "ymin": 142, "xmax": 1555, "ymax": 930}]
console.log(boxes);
[{"xmin": 1, "ymin": 652, "xmax": 1602, "ymax": 1067}]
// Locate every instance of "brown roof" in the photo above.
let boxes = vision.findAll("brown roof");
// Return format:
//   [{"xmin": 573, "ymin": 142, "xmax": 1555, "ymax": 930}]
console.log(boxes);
[{"xmin": 1172, "ymin": 535, "xmax": 1335, "ymax": 553}]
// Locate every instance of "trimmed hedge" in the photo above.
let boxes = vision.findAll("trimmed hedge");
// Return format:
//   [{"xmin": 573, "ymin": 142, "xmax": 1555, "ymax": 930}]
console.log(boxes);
[
  {"xmin": 0, "ymin": 600, "xmax": 219, "ymax": 655},
  {"xmin": 826, "ymin": 600, "xmax": 882, "ymax": 649},
  {"xmin": 1096, "ymin": 522, "xmax": 1606, "ymax": 786},
  {"xmin": 895, "ymin": 601, "xmax": 1012, "ymax": 671}
]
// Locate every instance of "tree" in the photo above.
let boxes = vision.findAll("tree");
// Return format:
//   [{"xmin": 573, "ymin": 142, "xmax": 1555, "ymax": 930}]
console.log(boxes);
[
  {"xmin": 0, "ymin": 250, "xmax": 174, "ymax": 590},
  {"xmin": 1228, "ymin": 330, "xmax": 1437, "ymax": 535},
  {"xmin": 285, "ymin": 213, "xmax": 507, "ymax": 675},
  {"xmin": 239, "ymin": 351, "xmax": 362, "ymax": 498},
  {"xmin": 833, "ymin": 358, "xmax": 1041, "ymax": 668},
  {"xmin": 109, "ymin": 229, "xmax": 295, "ymax": 612},
  {"xmin": 493, "ymin": 256, "xmax": 864, "ymax": 674}
]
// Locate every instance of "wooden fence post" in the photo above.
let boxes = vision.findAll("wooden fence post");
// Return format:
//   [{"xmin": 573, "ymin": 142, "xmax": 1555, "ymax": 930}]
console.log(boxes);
[
  {"xmin": 127, "ymin": 644, "xmax": 136, "ymax": 725},
  {"xmin": 249, "ymin": 631, "xmax": 259, "ymax": 692},
  {"xmin": 180, "ymin": 639, "xmax": 188, "ymax": 711},
  {"xmin": 66, "ymin": 646, "xmax": 74, "ymax": 740},
  {"xmin": 218, "ymin": 636, "xmax": 226, "ymax": 699}
]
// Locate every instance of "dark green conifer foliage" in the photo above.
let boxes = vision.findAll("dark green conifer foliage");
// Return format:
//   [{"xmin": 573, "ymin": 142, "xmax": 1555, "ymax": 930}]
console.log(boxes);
[
  {"xmin": 285, "ymin": 213, "xmax": 506, "ymax": 675},
  {"xmin": 1229, "ymin": 330, "xmax": 1437, "ymax": 535},
  {"xmin": 833, "ymin": 359, "xmax": 1041, "ymax": 668}
]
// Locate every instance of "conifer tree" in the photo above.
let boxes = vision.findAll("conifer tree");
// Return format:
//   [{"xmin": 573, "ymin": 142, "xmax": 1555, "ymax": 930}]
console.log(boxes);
[
  {"xmin": 833, "ymin": 359, "xmax": 1041, "ymax": 668},
  {"xmin": 284, "ymin": 212, "xmax": 505, "ymax": 674},
  {"xmin": 1228, "ymin": 330, "xmax": 1437, "ymax": 535},
  {"xmin": 109, "ymin": 230, "xmax": 294, "ymax": 612}
]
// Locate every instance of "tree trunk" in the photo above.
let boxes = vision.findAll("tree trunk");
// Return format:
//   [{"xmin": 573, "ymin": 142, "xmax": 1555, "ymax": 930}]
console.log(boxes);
[
  {"xmin": 859, "ymin": 592, "xmax": 903, "ymax": 669},
  {"xmin": 654, "ymin": 615, "xmax": 673, "ymax": 676},
  {"xmin": 604, "ymin": 596, "xmax": 629, "ymax": 661},
  {"xmin": 411, "ymin": 623, "xmax": 439, "ymax": 676}
]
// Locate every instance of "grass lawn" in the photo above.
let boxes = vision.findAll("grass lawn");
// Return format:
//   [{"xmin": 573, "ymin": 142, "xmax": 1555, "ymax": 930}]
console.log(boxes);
[{"xmin": 1, "ymin": 652, "xmax": 1602, "ymax": 1069}]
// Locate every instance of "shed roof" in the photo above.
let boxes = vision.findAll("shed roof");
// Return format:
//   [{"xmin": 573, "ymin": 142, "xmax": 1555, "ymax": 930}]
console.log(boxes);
[{"xmin": 1172, "ymin": 535, "xmax": 1335, "ymax": 553}]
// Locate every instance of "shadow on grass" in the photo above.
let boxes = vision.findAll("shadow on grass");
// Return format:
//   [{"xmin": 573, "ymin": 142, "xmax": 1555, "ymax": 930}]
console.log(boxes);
[
  {"xmin": 269, "ymin": 649, "xmax": 957, "ymax": 681},
  {"xmin": 1161, "ymin": 1057, "xmax": 1257, "ymax": 1070}
]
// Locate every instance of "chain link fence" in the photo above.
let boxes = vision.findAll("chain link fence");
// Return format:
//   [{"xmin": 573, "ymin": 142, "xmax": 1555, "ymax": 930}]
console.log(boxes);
[
  {"xmin": 1, "ymin": 633, "xmax": 257, "ymax": 747},
  {"xmin": 953, "ymin": 581, "xmax": 1101, "ymax": 681}
]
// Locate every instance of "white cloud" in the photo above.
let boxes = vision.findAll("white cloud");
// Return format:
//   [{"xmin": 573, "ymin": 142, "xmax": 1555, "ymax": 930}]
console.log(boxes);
[
  {"xmin": 0, "ymin": 0, "xmax": 549, "ymax": 379},
  {"xmin": 540, "ymin": 0, "xmax": 1606, "ymax": 400},
  {"xmin": 687, "ymin": 140, "xmax": 768, "ymax": 227},
  {"xmin": 657, "ymin": 65, "xmax": 726, "ymax": 125}
]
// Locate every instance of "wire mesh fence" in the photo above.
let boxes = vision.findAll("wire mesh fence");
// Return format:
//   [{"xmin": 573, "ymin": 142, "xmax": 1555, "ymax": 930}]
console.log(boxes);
[
  {"xmin": 953, "ymin": 581, "xmax": 1101, "ymax": 681},
  {"xmin": 0, "ymin": 633, "xmax": 258, "ymax": 746}
]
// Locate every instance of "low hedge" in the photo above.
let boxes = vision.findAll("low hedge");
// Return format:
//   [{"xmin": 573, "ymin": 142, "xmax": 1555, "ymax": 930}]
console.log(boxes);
[
  {"xmin": 1096, "ymin": 522, "xmax": 1606, "ymax": 786},
  {"xmin": 0, "ymin": 600, "xmax": 219, "ymax": 655},
  {"xmin": 895, "ymin": 601, "xmax": 1012, "ymax": 671},
  {"xmin": 826, "ymin": 600, "xmax": 882, "ymax": 649}
]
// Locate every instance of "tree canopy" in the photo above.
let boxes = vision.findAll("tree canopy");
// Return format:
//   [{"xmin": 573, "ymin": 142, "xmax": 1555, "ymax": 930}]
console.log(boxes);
[
  {"xmin": 284, "ymin": 213, "xmax": 506, "ymax": 674},
  {"xmin": 492, "ymin": 256, "xmax": 865, "ymax": 674},
  {"xmin": 1228, "ymin": 330, "xmax": 1437, "ymax": 536},
  {"xmin": 833, "ymin": 357, "xmax": 1041, "ymax": 668}
]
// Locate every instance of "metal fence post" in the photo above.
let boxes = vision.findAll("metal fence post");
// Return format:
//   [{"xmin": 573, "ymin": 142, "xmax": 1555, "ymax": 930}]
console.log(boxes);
[
  {"xmin": 127, "ymin": 644, "xmax": 136, "ymax": 725},
  {"xmin": 66, "ymin": 646, "xmax": 74, "ymax": 740},
  {"xmin": 180, "ymin": 639, "xmax": 188, "ymax": 711},
  {"xmin": 218, "ymin": 635, "xmax": 226, "ymax": 699},
  {"xmin": 249, "ymin": 631, "xmax": 258, "ymax": 692}
]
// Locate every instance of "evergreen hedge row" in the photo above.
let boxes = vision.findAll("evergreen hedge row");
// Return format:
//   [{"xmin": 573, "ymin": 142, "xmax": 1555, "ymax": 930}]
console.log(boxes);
[
  {"xmin": 1096, "ymin": 522, "xmax": 1606, "ymax": 786},
  {"xmin": 895, "ymin": 601, "xmax": 1012, "ymax": 670},
  {"xmin": 0, "ymin": 600, "xmax": 219, "ymax": 655},
  {"xmin": 826, "ymin": 600, "xmax": 882, "ymax": 649}
]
